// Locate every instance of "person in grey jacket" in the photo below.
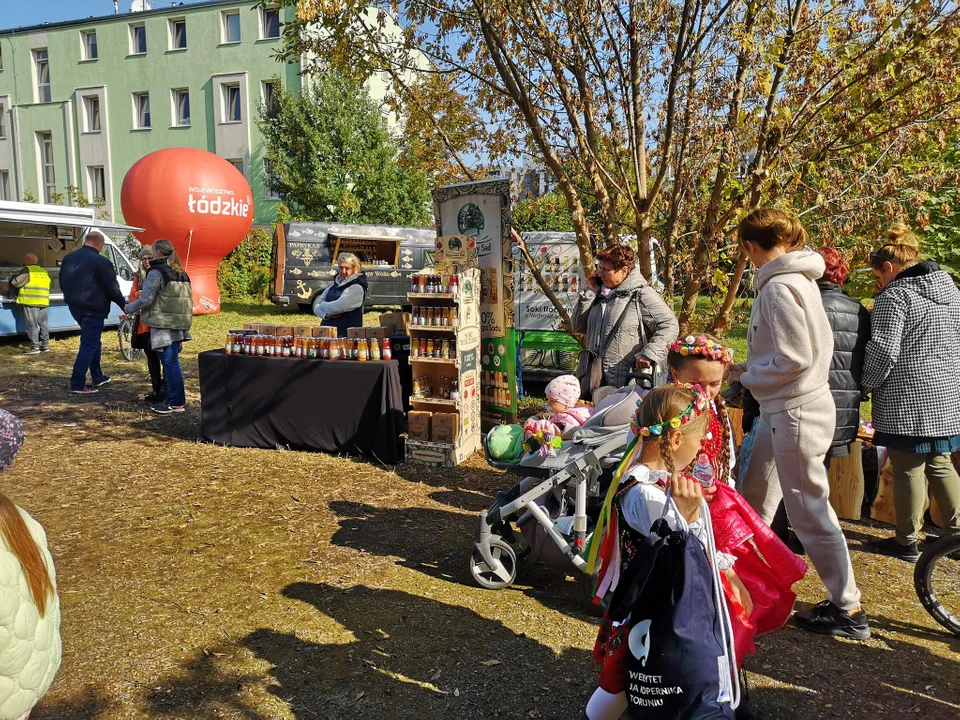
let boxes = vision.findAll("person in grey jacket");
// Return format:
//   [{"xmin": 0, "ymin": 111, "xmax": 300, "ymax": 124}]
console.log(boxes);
[
  {"xmin": 730, "ymin": 207, "xmax": 867, "ymax": 641},
  {"xmin": 863, "ymin": 223, "xmax": 960, "ymax": 562},
  {"xmin": 572, "ymin": 245, "xmax": 678, "ymax": 397}
]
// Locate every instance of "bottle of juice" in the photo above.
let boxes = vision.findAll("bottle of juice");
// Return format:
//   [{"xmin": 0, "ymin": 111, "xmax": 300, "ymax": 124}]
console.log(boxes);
[
  {"xmin": 426, "ymin": 339, "xmax": 435, "ymax": 358},
  {"xmin": 370, "ymin": 337, "xmax": 381, "ymax": 361},
  {"xmin": 382, "ymin": 337, "xmax": 392, "ymax": 360},
  {"xmin": 358, "ymin": 340, "xmax": 368, "ymax": 361}
]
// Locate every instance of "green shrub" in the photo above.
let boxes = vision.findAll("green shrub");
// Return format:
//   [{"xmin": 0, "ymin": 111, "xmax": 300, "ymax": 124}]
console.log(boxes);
[{"xmin": 217, "ymin": 226, "xmax": 273, "ymax": 300}]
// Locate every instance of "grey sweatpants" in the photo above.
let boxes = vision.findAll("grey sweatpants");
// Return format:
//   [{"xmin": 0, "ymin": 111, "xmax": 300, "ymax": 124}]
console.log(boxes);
[
  {"xmin": 22, "ymin": 306, "xmax": 49, "ymax": 349},
  {"xmin": 740, "ymin": 392, "xmax": 862, "ymax": 612}
]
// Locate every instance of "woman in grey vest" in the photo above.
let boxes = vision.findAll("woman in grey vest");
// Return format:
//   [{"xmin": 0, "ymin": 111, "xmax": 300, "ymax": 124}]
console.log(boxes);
[{"xmin": 125, "ymin": 239, "xmax": 193, "ymax": 414}]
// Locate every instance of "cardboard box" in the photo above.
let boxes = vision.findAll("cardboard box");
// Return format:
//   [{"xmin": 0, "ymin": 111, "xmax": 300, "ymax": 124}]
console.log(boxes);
[
  {"xmin": 272, "ymin": 325, "xmax": 294, "ymax": 337},
  {"xmin": 408, "ymin": 411, "xmax": 432, "ymax": 440},
  {"xmin": 431, "ymin": 412, "xmax": 460, "ymax": 443},
  {"xmin": 347, "ymin": 327, "xmax": 365, "ymax": 339},
  {"xmin": 293, "ymin": 326, "xmax": 315, "ymax": 337},
  {"xmin": 313, "ymin": 326, "xmax": 338, "ymax": 338},
  {"xmin": 379, "ymin": 312, "xmax": 410, "ymax": 336},
  {"xmin": 369, "ymin": 327, "xmax": 389, "ymax": 342}
]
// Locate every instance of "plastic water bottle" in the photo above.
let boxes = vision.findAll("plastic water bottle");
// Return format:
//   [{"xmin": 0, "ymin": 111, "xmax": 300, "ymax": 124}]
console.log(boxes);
[{"xmin": 692, "ymin": 453, "xmax": 715, "ymax": 487}]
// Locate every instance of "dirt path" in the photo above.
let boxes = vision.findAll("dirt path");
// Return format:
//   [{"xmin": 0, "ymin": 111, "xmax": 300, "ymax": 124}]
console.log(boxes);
[{"xmin": 0, "ymin": 322, "xmax": 957, "ymax": 720}]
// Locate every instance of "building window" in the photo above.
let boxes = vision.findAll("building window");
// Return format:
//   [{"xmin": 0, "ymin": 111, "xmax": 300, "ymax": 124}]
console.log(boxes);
[
  {"xmin": 130, "ymin": 23, "xmax": 147, "ymax": 55},
  {"xmin": 37, "ymin": 132, "xmax": 55, "ymax": 203},
  {"xmin": 261, "ymin": 80, "xmax": 278, "ymax": 116},
  {"xmin": 133, "ymin": 92, "xmax": 151, "ymax": 129},
  {"xmin": 222, "ymin": 10, "xmax": 241, "ymax": 43},
  {"xmin": 34, "ymin": 49, "xmax": 51, "ymax": 103},
  {"xmin": 0, "ymin": 171, "xmax": 9, "ymax": 201},
  {"xmin": 222, "ymin": 83, "xmax": 241, "ymax": 123},
  {"xmin": 0, "ymin": 103, "xmax": 5, "ymax": 139},
  {"xmin": 83, "ymin": 95, "xmax": 101, "ymax": 133},
  {"xmin": 263, "ymin": 159, "xmax": 280, "ymax": 199},
  {"xmin": 173, "ymin": 89, "xmax": 190, "ymax": 126},
  {"xmin": 261, "ymin": 7, "xmax": 281, "ymax": 39},
  {"xmin": 228, "ymin": 159, "xmax": 243, "ymax": 175},
  {"xmin": 170, "ymin": 18, "xmax": 187, "ymax": 50},
  {"xmin": 88, "ymin": 166, "xmax": 106, "ymax": 203},
  {"xmin": 82, "ymin": 31, "xmax": 98, "ymax": 60}
]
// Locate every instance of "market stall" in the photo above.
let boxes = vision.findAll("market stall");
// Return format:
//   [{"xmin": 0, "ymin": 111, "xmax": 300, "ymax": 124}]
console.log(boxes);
[{"xmin": 198, "ymin": 324, "xmax": 405, "ymax": 463}]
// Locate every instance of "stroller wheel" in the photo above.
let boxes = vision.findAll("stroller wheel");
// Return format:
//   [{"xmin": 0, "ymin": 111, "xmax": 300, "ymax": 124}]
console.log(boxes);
[{"xmin": 469, "ymin": 539, "xmax": 518, "ymax": 590}]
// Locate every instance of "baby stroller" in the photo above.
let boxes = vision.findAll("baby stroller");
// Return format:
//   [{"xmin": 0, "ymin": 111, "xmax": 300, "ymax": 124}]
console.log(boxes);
[{"xmin": 469, "ymin": 377, "xmax": 652, "ymax": 590}]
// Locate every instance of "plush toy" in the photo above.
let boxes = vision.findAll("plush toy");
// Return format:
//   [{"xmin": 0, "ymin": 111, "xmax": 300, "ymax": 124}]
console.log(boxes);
[{"xmin": 522, "ymin": 418, "xmax": 563, "ymax": 457}]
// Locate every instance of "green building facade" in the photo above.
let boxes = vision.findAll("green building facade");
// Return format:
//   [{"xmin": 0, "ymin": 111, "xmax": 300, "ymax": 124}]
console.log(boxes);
[{"xmin": 0, "ymin": 0, "xmax": 300, "ymax": 223}]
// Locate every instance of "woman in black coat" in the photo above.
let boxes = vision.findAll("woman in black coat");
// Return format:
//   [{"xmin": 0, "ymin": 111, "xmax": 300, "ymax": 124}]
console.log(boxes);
[{"xmin": 816, "ymin": 246, "xmax": 871, "ymax": 462}]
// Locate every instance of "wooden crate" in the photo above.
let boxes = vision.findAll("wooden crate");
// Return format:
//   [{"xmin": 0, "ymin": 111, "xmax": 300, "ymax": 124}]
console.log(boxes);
[{"xmin": 827, "ymin": 442, "xmax": 864, "ymax": 521}]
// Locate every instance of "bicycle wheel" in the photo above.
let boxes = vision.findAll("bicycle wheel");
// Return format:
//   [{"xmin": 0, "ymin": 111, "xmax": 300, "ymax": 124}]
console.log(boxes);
[
  {"xmin": 118, "ymin": 319, "xmax": 143, "ymax": 362},
  {"xmin": 914, "ymin": 534, "xmax": 960, "ymax": 637}
]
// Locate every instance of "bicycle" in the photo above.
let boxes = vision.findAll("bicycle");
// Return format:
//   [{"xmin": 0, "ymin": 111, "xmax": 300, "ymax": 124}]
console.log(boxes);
[
  {"xmin": 118, "ymin": 314, "xmax": 142, "ymax": 362},
  {"xmin": 914, "ymin": 533, "xmax": 960, "ymax": 637}
]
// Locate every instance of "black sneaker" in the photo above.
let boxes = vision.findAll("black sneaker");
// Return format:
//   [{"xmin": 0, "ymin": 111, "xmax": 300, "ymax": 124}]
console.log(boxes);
[
  {"xmin": 40, "ymin": 346, "xmax": 51, "ymax": 353},
  {"xmin": 70, "ymin": 386, "xmax": 99, "ymax": 395},
  {"xmin": 151, "ymin": 403, "xmax": 185, "ymax": 414},
  {"xmin": 23, "ymin": 348, "xmax": 41, "ymax": 355},
  {"xmin": 794, "ymin": 600, "xmax": 870, "ymax": 640},
  {"xmin": 870, "ymin": 536, "xmax": 921, "ymax": 562},
  {"xmin": 93, "ymin": 376, "xmax": 112, "ymax": 387}
]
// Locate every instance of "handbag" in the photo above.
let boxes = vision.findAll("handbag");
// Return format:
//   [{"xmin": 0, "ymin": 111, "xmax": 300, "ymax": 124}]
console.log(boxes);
[{"xmin": 606, "ymin": 495, "xmax": 739, "ymax": 719}]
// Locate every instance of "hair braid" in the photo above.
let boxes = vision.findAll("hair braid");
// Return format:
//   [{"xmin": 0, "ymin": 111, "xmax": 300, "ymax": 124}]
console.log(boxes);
[
  {"xmin": 713, "ymin": 396, "xmax": 732, "ymax": 484},
  {"xmin": 658, "ymin": 434, "xmax": 675, "ymax": 476}
]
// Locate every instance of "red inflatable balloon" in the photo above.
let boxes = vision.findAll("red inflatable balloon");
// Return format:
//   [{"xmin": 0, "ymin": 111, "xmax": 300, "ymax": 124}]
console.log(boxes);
[{"xmin": 120, "ymin": 148, "xmax": 254, "ymax": 314}]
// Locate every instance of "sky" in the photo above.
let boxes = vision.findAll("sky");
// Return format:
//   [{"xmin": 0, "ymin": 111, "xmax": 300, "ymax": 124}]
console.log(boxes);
[{"xmin": 0, "ymin": 0, "xmax": 213, "ymax": 32}]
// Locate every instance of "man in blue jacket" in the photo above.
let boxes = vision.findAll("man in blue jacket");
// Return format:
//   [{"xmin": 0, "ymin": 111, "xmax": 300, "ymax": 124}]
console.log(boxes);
[{"xmin": 59, "ymin": 229, "xmax": 126, "ymax": 394}]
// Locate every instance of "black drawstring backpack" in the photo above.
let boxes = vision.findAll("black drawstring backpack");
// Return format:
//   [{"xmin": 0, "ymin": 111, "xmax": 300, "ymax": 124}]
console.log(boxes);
[{"xmin": 606, "ymin": 495, "xmax": 739, "ymax": 719}]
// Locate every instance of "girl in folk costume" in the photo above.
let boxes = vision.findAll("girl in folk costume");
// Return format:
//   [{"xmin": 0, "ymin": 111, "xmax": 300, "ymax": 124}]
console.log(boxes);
[
  {"xmin": 586, "ymin": 384, "xmax": 752, "ymax": 719},
  {"xmin": 668, "ymin": 335, "xmax": 809, "ymax": 666}
]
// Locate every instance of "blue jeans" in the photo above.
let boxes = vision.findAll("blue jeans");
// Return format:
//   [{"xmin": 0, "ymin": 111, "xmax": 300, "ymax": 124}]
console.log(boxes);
[
  {"xmin": 71, "ymin": 315, "xmax": 106, "ymax": 390},
  {"xmin": 157, "ymin": 341, "xmax": 185, "ymax": 406}
]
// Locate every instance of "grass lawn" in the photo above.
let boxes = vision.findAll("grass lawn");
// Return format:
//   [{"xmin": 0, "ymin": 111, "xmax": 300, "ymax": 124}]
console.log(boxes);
[{"xmin": 0, "ymin": 299, "xmax": 954, "ymax": 719}]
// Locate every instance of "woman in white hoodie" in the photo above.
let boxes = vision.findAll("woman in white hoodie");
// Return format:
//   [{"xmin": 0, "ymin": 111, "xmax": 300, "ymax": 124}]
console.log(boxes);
[{"xmin": 729, "ymin": 208, "xmax": 868, "ymax": 641}]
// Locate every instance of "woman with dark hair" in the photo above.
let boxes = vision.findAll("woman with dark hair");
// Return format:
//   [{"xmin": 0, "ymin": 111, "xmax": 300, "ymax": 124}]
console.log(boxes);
[
  {"xmin": 129, "ymin": 246, "xmax": 167, "ymax": 403},
  {"xmin": 125, "ymin": 239, "xmax": 193, "ymax": 414},
  {"xmin": 862, "ymin": 223, "xmax": 960, "ymax": 561},
  {"xmin": 0, "ymin": 408, "xmax": 62, "ymax": 720},
  {"xmin": 572, "ymin": 245, "xmax": 678, "ymax": 398},
  {"xmin": 729, "ymin": 208, "xmax": 867, "ymax": 640}
]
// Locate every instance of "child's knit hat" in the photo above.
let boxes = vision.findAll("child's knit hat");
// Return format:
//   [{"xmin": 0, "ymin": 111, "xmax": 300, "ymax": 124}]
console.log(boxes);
[
  {"xmin": 545, "ymin": 374, "xmax": 581, "ymax": 408},
  {"xmin": 0, "ymin": 409, "xmax": 25, "ymax": 472}
]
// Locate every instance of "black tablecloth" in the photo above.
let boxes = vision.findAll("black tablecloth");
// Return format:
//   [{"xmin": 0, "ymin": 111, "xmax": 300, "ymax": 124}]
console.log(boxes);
[{"xmin": 198, "ymin": 351, "xmax": 405, "ymax": 463}]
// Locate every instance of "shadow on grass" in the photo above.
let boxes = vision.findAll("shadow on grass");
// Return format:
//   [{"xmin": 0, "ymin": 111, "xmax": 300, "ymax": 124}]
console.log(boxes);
[
  {"xmin": 327, "ymin": 500, "xmax": 599, "ymax": 622},
  {"xmin": 32, "ymin": 685, "xmax": 112, "ymax": 719},
  {"xmin": 147, "ymin": 583, "xmax": 593, "ymax": 720}
]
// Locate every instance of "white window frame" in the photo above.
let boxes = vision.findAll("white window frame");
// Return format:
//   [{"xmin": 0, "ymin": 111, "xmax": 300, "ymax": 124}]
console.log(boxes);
[
  {"xmin": 129, "ymin": 23, "xmax": 147, "ymax": 55},
  {"xmin": 87, "ymin": 165, "xmax": 106, "ymax": 203},
  {"xmin": 228, "ymin": 158, "xmax": 243, "ymax": 176},
  {"xmin": 261, "ymin": 80, "xmax": 278, "ymax": 115},
  {"xmin": 34, "ymin": 49, "xmax": 51, "ymax": 103},
  {"xmin": 133, "ymin": 92, "xmax": 151, "ymax": 130},
  {"xmin": 169, "ymin": 18, "xmax": 187, "ymax": 51},
  {"xmin": 221, "ymin": 10, "xmax": 241, "ymax": 44},
  {"xmin": 260, "ymin": 7, "xmax": 281, "ymax": 40},
  {"xmin": 0, "ymin": 171, "xmax": 10, "ymax": 201},
  {"xmin": 81, "ymin": 30, "xmax": 98, "ymax": 61},
  {"xmin": 221, "ymin": 83, "xmax": 241, "ymax": 123},
  {"xmin": 82, "ymin": 95, "xmax": 101, "ymax": 133},
  {"xmin": 263, "ymin": 159, "xmax": 280, "ymax": 200},
  {"xmin": 172, "ymin": 88, "xmax": 190, "ymax": 127},
  {"xmin": 37, "ymin": 132, "xmax": 55, "ymax": 203}
]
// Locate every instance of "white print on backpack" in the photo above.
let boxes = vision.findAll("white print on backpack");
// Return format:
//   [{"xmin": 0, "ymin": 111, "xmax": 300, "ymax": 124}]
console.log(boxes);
[
  {"xmin": 628, "ymin": 618, "xmax": 652, "ymax": 667},
  {"xmin": 187, "ymin": 187, "xmax": 251, "ymax": 218}
]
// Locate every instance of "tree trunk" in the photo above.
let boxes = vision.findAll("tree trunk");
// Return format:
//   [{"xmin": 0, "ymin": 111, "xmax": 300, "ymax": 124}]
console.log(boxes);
[
  {"xmin": 678, "ymin": 234, "xmax": 712, "ymax": 330},
  {"xmin": 708, "ymin": 250, "xmax": 750, "ymax": 334}
]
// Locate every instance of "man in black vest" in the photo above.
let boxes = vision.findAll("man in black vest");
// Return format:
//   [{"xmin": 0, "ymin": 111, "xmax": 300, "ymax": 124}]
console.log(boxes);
[{"xmin": 59, "ymin": 229, "xmax": 126, "ymax": 394}]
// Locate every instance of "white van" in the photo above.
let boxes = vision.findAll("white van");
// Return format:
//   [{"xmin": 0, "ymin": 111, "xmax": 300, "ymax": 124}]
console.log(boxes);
[{"xmin": 0, "ymin": 200, "xmax": 142, "ymax": 337}]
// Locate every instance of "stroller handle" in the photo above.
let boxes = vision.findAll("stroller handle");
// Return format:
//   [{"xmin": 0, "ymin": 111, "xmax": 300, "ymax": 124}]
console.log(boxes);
[{"xmin": 627, "ymin": 369, "xmax": 655, "ymax": 390}]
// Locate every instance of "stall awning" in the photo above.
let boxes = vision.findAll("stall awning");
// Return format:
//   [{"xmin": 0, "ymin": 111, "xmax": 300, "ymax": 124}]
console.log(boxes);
[{"xmin": 0, "ymin": 201, "xmax": 143, "ymax": 234}]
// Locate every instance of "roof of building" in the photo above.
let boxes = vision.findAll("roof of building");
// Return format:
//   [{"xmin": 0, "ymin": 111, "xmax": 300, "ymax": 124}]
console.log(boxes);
[{"xmin": 0, "ymin": 0, "xmax": 260, "ymax": 36}]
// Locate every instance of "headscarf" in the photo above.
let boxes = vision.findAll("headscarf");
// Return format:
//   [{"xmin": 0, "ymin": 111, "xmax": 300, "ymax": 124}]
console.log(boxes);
[
  {"xmin": 0, "ymin": 409, "xmax": 25, "ymax": 472},
  {"xmin": 817, "ymin": 246, "xmax": 849, "ymax": 286}
]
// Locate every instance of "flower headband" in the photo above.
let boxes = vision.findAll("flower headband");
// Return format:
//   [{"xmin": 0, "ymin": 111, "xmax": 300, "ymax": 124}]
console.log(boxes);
[
  {"xmin": 631, "ymin": 383, "xmax": 709, "ymax": 438},
  {"xmin": 669, "ymin": 334, "xmax": 734, "ymax": 364}
]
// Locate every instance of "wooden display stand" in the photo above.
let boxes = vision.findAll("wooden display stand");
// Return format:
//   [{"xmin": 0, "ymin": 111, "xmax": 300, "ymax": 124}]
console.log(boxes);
[
  {"xmin": 827, "ymin": 442, "xmax": 864, "ymax": 520},
  {"xmin": 405, "ymin": 259, "xmax": 481, "ymax": 467}
]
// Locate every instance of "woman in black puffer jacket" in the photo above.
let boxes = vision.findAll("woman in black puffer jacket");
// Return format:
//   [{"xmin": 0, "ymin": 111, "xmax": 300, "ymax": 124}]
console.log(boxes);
[{"xmin": 816, "ymin": 247, "xmax": 871, "ymax": 462}]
